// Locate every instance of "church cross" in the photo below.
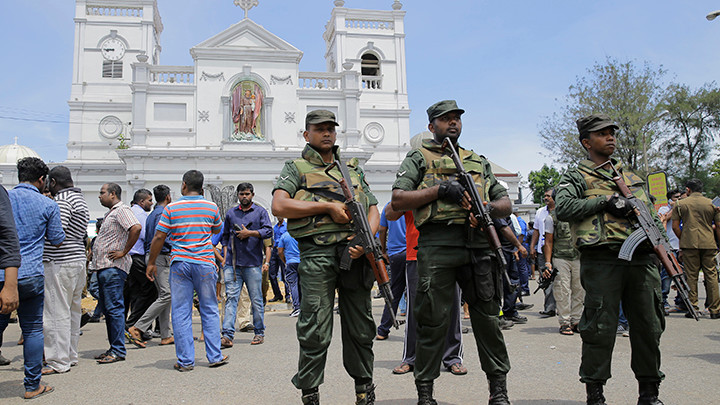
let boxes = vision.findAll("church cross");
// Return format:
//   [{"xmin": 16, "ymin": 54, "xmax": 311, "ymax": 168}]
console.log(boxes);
[{"xmin": 234, "ymin": 0, "xmax": 259, "ymax": 19}]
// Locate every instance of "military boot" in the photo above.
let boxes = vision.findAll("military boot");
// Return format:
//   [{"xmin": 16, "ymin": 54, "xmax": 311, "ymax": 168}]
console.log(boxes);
[
  {"xmin": 355, "ymin": 383, "xmax": 376, "ymax": 405},
  {"xmin": 488, "ymin": 375, "xmax": 510, "ymax": 405},
  {"xmin": 301, "ymin": 388, "xmax": 319, "ymax": 405},
  {"xmin": 415, "ymin": 380, "xmax": 438, "ymax": 405},
  {"xmin": 637, "ymin": 381, "xmax": 664, "ymax": 405},
  {"xmin": 586, "ymin": 383, "xmax": 606, "ymax": 405}
]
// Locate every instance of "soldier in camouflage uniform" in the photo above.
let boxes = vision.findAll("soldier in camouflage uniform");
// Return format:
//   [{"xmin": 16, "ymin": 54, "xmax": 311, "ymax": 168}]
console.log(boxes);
[
  {"xmin": 392, "ymin": 100, "xmax": 512, "ymax": 405},
  {"xmin": 271, "ymin": 110, "xmax": 380, "ymax": 405},
  {"xmin": 555, "ymin": 114, "xmax": 665, "ymax": 405}
]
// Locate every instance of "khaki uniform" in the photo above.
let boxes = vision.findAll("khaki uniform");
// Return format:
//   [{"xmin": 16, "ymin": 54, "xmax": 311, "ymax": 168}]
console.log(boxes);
[
  {"xmin": 671, "ymin": 193, "xmax": 720, "ymax": 314},
  {"xmin": 546, "ymin": 210, "xmax": 584, "ymax": 326},
  {"xmin": 555, "ymin": 159, "xmax": 665, "ymax": 384},
  {"xmin": 393, "ymin": 139, "xmax": 510, "ymax": 382},
  {"xmin": 273, "ymin": 144, "xmax": 378, "ymax": 391}
]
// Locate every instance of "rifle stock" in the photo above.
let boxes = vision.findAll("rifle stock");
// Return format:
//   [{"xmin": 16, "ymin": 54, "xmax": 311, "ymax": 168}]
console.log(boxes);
[
  {"xmin": 598, "ymin": 160, "xmax": 699, "ymax": 321},
  {"xmin": 325, "ymin": 160, "xmax": 400, "ymax": 329}
]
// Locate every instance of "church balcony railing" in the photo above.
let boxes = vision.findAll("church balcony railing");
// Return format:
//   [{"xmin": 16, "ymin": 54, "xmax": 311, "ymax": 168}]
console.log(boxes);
[
  {"xmin": 86, "ymin": 5, "xmax": 143, "ymax": 17},
  {"xmin": 345, "ymin": 19, "xmax": 394, "ymax": 30},
  {"xmin": 361, "ymin": 76, "xmax": 382, "ymax": 90},
  {"xmin": 148, "ymin": 66, "xmax": 194, "ymax": 84},
  {"xmin": 298, "ymin": 72, "xmax": 341, "ymax": 90}
]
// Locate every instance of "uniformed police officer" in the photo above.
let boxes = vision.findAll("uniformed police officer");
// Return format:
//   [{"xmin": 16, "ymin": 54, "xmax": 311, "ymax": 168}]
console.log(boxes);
[
  {"xmin": 271, "ymin": 110, "xmax": 380, "ymax": 405},
  {"xmin": 555, "ymin": 114, "xmax": 665, "ymax": 405},
  {"xmin": 392, "ymin": 100, "xmax": 512, "ymax": 405}
]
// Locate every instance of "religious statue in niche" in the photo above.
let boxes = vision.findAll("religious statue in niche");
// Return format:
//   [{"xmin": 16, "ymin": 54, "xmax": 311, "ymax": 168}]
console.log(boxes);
[{"xmin": 230, "ymin": 80, "xmax": 264, "ymax": 141}]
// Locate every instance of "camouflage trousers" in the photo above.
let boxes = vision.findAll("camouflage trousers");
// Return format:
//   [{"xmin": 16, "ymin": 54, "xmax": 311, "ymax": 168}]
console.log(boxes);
[{"xmin": 578, "ymin": 248, "xmax": 665, "ymax": 384}]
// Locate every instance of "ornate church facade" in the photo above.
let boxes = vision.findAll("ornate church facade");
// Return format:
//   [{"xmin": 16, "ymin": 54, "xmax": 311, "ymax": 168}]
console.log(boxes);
[{"xmin": 1, "ymin": 0, "xmax": 521, "ymax": 218}]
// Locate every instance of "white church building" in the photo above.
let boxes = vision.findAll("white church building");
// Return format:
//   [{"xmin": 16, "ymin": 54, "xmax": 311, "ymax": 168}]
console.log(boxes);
[{"xmin": 0, "ymin": 0, "xmax": 521, "ymax": 219}]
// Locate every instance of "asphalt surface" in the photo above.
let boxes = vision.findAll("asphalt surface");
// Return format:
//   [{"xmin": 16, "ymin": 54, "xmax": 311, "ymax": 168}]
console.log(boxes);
[{"xmin": 0, "ymin": 285, "xmax": 718, "ymax": 404}]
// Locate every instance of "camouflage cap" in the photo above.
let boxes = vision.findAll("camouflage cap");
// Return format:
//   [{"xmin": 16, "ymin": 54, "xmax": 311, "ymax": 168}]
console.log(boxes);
[
  {"xmin": 305, "ymin": 110, "xmax": 339, "ymax": 127},
  {"xmin": 427, "ymin": 100, "xmax": 465, "ymax": 122},
  {"xmin": 576, "ymin": 114, "xmax": 619, "ymax": 141}
]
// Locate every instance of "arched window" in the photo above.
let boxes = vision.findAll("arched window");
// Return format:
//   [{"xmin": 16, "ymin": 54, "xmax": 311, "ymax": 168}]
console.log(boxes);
[{"xmin": 361, "ymin": 53, "xmax": 381, "ymax": 89}]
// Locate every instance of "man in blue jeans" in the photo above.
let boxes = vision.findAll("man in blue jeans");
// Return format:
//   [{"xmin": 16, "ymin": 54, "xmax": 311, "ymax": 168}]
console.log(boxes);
[
  {"xmin": 147, "ymin": 170, "xmax": 226, "ymax": 371},
  {"xmin": 376, "ymin": 202, "xmax": 406, "ymax": 340},
  {"xmin": 2, "ymin": 157, "xmax": 65, "ymax": 399},
  {"xmin": 90, "ymin": 183, "xmax": 141, "ymax": 364},
  {"xmin": 278, "ymin": 231, "xmax": 301, "ymax": 317},
  {"xmin": 220, "ymin": 182, "xmax": 272, "ymax": 347}
]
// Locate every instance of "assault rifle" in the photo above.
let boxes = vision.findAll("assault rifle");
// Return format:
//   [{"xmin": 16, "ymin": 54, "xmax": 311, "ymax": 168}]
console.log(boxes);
[
  {"xmin": 598, "ymin": 160, "xmax": 699, "ymax": 321},
  {"xmin": 441, "ymin": 138, "xmax": 519, "ymax": 293},
  {"xmin": 533, "ymin": 265, "xmax": 558, "ymax": 294},
  {"xmin": 325, "ymin": 159, "xmax": 400, "ymax": 329}
]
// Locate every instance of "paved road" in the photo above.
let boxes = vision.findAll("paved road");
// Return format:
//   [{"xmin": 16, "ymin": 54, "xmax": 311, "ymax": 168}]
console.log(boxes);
[{"xmin": 0, "ymin": 287, "xmax": 718, "ymax": 404}]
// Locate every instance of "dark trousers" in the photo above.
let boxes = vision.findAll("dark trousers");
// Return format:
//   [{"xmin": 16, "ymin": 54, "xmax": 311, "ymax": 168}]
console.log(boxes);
[
  {"xmin": 579, "ymin": 249, "xmax": 664, "ymax": 384},
  {"xmin": 377, "ymin": 250, "xmax": 407, "ymax": 337},
  {"xmin": 402, "ymin": 260, "xmax": 463, "ymax": 368},
  {"xmin": 268, "ymin": 248, "xmax": 285, "ymax": 299},
  {"xmin": 517, "ymin": 251, "xmax": 531, "ymax": 294},
  {"xmin": 124, "ymin": 254, "xmax": 157, "ymax": 328},
  {"xmin": 537, "ymin": 255, "xmax": 556, "ymax": 312},
  {"xmin": 285, "ymin": 262, "xmax": 301, "ymax": 311},
  {"xmin": 501, "ymin": 250, "xmax": 520, "ymax": 317},
  {"xmin": 415, "ymin": 246, "xmax": 510, "ymax": 382}
]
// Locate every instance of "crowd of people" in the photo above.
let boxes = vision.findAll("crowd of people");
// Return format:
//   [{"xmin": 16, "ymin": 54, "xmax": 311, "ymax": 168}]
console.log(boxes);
[{"xmin": 0, "ymin": 105, "xmax": 719, "ymax": 404}]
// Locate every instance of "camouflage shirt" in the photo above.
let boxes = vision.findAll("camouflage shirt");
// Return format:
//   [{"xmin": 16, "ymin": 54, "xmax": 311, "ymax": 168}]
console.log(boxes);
[
  {"xmin": 555, "ymin": 158, "xmax": 663, "ymax": 250},
  {"xmin": 393, "ymin": 140, "xmax": 507, "ymax": 248}
]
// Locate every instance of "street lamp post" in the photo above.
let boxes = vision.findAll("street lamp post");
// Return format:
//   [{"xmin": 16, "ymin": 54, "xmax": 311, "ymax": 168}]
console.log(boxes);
[{"xmin": 707, "ymin": 10, "xmax": 720, "ymax": 21}]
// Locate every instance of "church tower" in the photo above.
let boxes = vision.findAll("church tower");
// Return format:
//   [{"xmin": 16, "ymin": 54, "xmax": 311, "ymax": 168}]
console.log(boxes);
[
  {"xmin": 322, "ymin": 0, "xmax": 410, "ymax": 171},
  {"xmin": 67, "ymin": 0, "xmax": 163, "ymax": 162}
]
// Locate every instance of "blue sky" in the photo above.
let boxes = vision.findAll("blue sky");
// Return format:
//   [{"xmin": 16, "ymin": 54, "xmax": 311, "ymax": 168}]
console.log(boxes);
[{"xmin": 2, "ymin": 1, "xmax": 720, "ymax": 202}]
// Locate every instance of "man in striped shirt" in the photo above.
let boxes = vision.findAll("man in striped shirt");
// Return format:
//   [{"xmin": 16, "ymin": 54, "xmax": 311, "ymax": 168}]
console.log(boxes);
[
  {"xmin": 147, "ymin": 170, "xmax": 227, "ymax": 371},
  {"xmin": 42, "ymin": 166, "xmax": 90, "ymax": 374},
  {"xmin": 90, "ymin": 183, "xmax": 141, "ymax": 364}
]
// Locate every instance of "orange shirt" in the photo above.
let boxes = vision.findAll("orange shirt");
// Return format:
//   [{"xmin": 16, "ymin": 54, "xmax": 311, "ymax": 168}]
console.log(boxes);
[{"xmin": 404, "ymin": 211, "xmax": 419, "ymax": 261}]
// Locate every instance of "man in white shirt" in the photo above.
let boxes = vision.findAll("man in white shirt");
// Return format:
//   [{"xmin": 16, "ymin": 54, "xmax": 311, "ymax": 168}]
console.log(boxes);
[{"xmin": 530, "ymin": 188, "xmax": 556, "ymax": 317}]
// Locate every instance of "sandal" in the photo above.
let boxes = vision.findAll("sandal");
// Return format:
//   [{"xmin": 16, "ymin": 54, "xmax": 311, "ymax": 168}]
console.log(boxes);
[
  {"xmin": 41, "ymin": 367, "xmax": 68, "ymax": 375},
  {"xmin": 125, "ymin": 331, "xmax": 146, "ymax": 349},
  {"xmin": 209, "ymin": 355, "xmax": 229, "ymax": 368},
  {"xmin": 250, "ymin": 335, "xmax": 264, "ymax": 345},
  {"xmin": 24, "ymin": 384, "xmax": 54, "ymax": 400},
  {"xmin": 221, "ymin": 336, "xmax": 233, "ymax": 348},
  {"xmin": 560, "ymin": 324, "xmax": 574, "ymax": 335},
  {"xmin": 393, "ymin": 362, "xmax": 413, "ymax": 374},
  {"xmin": 174, "ymin": 363, "xmax": 194, "ymax": 372},
  {"xmin": 448, "ymin": 362, "xmax": 468, "ymax": 375},
  {"xmin": 97, "ymin": 353, "xmax": 125, "ymax": 364}
]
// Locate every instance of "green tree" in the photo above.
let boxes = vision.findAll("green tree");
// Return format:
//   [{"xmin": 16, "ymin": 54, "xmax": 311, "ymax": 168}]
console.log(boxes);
[
  {"xmin": 539, "ymin": 58, "xmax": 668, "ymax": 176},
  {"xmin": 660, "ymin": 83, "xmax": 720, "ymax": 183},
  {"xmin": 528, "ymin": 164, "xmax": 562, "ymax": 204}
]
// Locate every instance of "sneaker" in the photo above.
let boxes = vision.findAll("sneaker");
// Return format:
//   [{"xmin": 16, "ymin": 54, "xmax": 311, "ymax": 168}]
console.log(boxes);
[
  {"xmin": 499, "ymin": 317, "xmax": 514, "ymax": 330},
  {"xmin": 616, "ymin": 324, "xmax": 628, "ymax": 335},
  {"xmin": 0, "ymin": 351, "xmax": 11, "ymax": 366},
  {"xmin": 506, "ymin": 314, "xmax": 528, "ymax": 324},
  {"xmin": 289, "ymin": 309, "xmax": 301, "ymax": 317}
]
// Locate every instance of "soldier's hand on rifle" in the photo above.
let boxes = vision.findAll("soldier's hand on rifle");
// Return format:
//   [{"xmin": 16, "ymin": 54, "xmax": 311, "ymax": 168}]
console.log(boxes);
[
  {"xmin": 327, "ymin": 202, "xmax": 351, "ymax": 224},
  {"xmin": 348, "ymin": 244, "xmax": 365, "ymax": 259},
  {"xmin": 605, "ymin": 193, "xmax": 633, "ymax": 218},
  {"xmin": 437, "ymin": 180, "xmax": 466, "ymax": 205},
  {"xmin": 468, "ymin": 212, "xmax": 479, "ymax": 228}
]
